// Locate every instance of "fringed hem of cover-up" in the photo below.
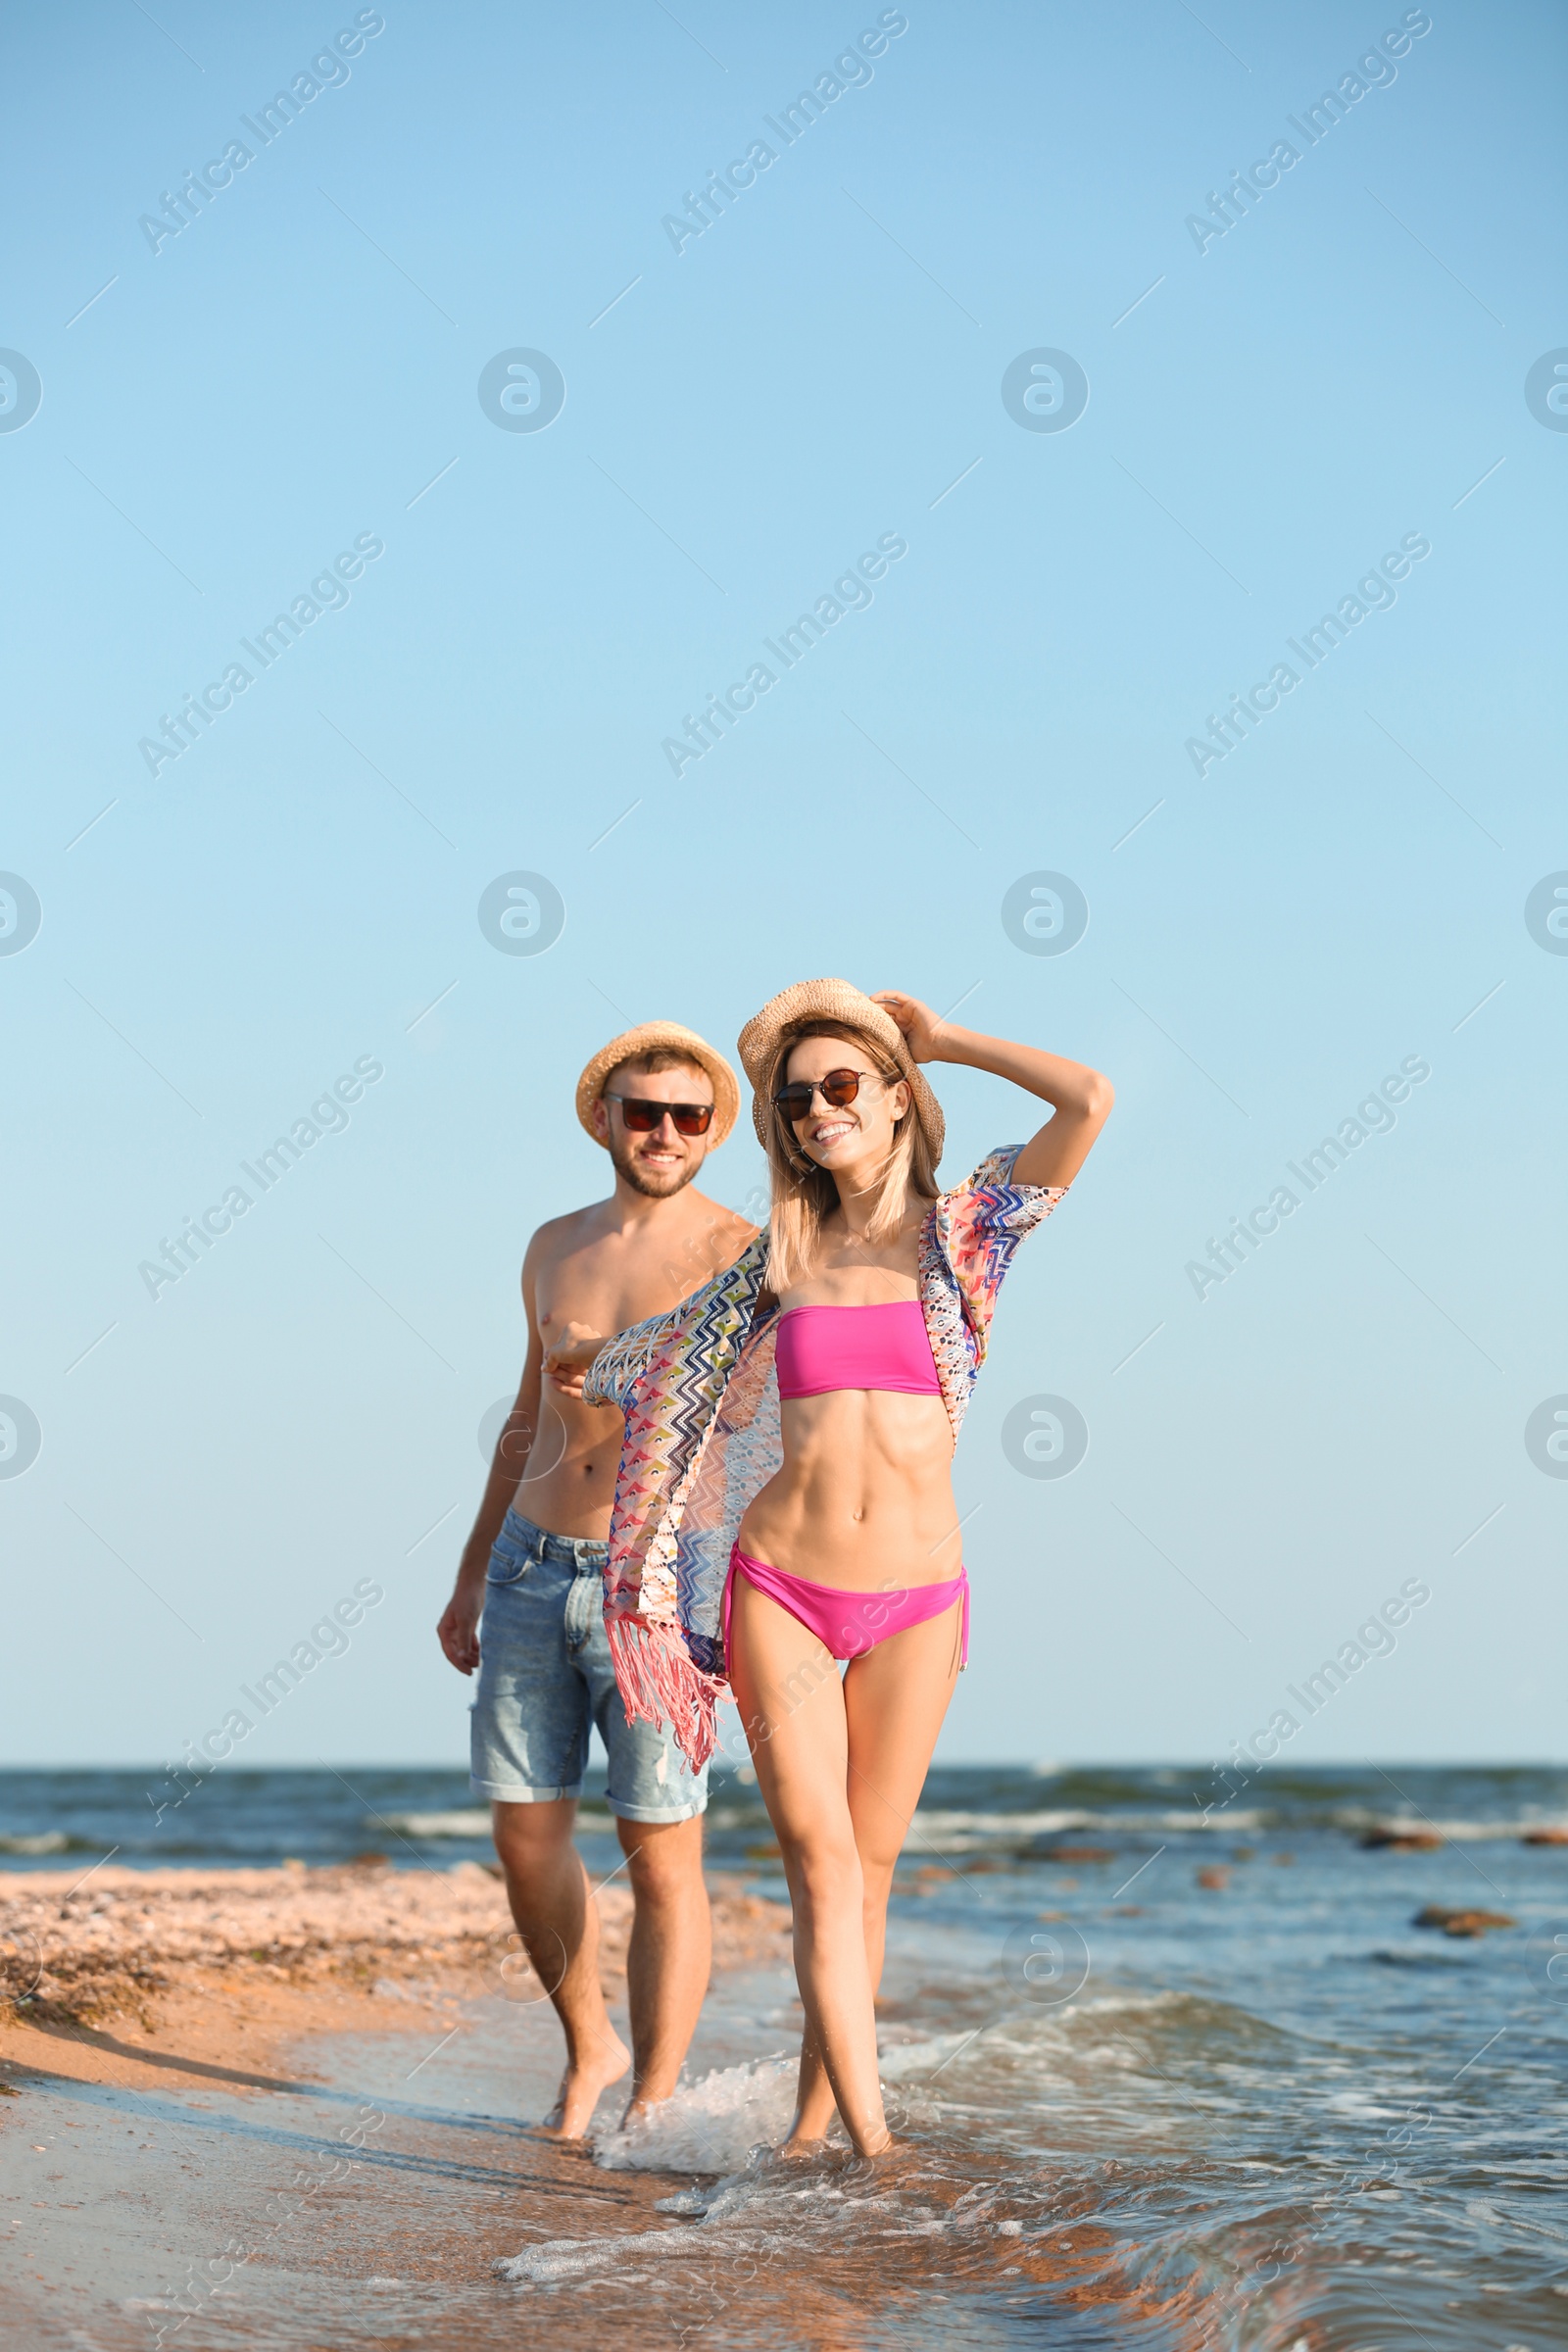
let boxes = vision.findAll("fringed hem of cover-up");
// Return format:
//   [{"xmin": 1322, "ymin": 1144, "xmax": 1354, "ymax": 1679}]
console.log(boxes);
[{"xmin": 606, "ymin": 1612, "xmax": 727, "ymax": 1774}]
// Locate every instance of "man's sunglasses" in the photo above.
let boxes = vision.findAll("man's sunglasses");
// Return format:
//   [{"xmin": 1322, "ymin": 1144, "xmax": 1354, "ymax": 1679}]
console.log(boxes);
[
  {"xmin": 772, "ymin": 1067, "xmax": 882, "ymax": 1122},
  {"xmin": 603, "ymin": 1092, "xmax": 713, "ymax": 1136}
]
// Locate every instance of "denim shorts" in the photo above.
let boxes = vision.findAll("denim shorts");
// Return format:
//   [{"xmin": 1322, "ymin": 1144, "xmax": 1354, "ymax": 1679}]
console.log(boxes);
[{"xmin": 469, "ymin": 1508, "xmax": 709, "ymax": 1824}]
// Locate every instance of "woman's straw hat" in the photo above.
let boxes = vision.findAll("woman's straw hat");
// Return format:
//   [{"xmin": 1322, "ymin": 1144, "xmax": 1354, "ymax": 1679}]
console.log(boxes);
[
  {"xmin": 575, "ymin": 1021, "xmax": 740, "ymax": 1148},
  {"xmin": 736, "ymin": 978, "xmax": 945, "ymax": 1163}
]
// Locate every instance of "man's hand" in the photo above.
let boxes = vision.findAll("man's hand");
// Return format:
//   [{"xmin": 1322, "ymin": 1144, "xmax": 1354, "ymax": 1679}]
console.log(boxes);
[
  {"xmin": 437, "ymin": 1574, "xmax": 484, "ymax": 1675},
  {"xmin": 543, "ymin": 1320, "xmax": 605, "ymax": 1397}
]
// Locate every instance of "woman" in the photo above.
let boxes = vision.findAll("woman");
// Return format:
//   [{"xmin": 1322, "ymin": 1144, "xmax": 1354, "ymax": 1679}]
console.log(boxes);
[{"xmin": 548, "ymin": 979, "xmax": 1111, "ymax": 2158}]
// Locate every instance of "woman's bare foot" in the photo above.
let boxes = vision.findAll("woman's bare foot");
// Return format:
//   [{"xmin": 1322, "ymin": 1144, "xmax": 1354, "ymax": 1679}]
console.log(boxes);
[{"xmin": 537, "ymin": 2030, "xmax": 631, "ymax": 2138}]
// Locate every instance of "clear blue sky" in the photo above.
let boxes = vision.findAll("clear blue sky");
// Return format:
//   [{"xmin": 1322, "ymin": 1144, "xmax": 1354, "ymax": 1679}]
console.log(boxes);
[{"xmin": 3, "ymin": 0, "xmax": 1563, "ymax": 1771}]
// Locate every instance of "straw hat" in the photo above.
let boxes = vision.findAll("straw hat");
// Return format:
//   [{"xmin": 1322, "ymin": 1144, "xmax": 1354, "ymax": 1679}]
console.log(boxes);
[
  {"xmin": 575, "ymin": 1021, "xmax": 740, "ymax": 1149},
  {"xmin": 736, "ymin": 978, "xmax": 945, "ymax": 1163}
]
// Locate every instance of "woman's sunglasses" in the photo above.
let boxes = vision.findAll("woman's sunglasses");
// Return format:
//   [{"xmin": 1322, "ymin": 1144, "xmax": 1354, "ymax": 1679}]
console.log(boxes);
[
  {"xmin": 603, "ymin": 1093, "xmax": 713, "ymax": 1136},
  {"xmin": 772, "ymin": 1067, "xmax": 882, "ymax": 1122}
]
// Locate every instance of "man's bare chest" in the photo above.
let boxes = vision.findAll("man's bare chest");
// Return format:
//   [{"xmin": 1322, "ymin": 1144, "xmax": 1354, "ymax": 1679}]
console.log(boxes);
[{"xmin": 534, "ymin": 1237, "xmax": 703, "ymax": 1349}]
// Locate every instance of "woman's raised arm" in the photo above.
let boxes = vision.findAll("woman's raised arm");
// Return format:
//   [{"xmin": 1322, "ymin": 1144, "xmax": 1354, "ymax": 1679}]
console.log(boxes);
[{"xmin": 873, "ymin": 991, "xmax": 1113, "ymax": 1190}]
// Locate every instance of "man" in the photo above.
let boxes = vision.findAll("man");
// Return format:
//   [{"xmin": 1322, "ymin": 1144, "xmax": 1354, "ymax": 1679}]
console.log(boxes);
[{"xmin": 437, "ymin": 1023, "xmax": 754, "ymax": 2137}]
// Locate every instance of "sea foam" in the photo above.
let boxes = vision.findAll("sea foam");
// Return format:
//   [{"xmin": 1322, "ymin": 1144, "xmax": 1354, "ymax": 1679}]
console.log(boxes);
[{"xmin": 591, "ymin": 2053, "xmax": 798, "ymax": 2173}]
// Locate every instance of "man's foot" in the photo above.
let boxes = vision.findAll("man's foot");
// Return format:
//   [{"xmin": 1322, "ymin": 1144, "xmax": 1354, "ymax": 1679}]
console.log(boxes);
[
  {"xmin": 618, "ymin": 2086, "xmax": 674, "ymax": 2131},
  {"xmin": 537, "ymin": 2031, "xmax": 631, "ymax": 2138}
]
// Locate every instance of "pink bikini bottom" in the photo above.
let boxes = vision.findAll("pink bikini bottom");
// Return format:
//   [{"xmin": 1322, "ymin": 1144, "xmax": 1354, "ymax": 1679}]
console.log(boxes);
[{"xmin": 723, "ymin": 1544, "xmax": 969, "ymax": 1669}]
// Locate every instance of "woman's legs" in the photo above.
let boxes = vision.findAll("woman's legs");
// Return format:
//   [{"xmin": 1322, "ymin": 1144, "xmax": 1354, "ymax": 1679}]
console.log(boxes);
[
  {"xmin": 726, "ymin": 1574, "xmax": 962, "ymax": 2156},
  {"xmin": 790, "ymin": 1599, "xmax": 962, "ymax": 2142}
]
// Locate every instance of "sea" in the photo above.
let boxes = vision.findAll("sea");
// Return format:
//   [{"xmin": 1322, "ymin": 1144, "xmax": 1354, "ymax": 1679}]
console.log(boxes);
[{"xmin": 4, "ymin": 1761, "xmax": 1566, "ymax": 2349}]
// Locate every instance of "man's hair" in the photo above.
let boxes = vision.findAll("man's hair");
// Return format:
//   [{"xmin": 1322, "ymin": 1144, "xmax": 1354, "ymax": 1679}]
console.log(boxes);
[{"xmin": 601, "ymin": 1047, "xmax": 710, "ymax": 1095}]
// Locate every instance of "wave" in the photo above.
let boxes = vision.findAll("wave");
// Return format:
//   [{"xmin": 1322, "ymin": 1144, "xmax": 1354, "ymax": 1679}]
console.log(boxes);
[
  {"xmin": 583, "ymin": 1990, "xmax": 1259, "ymax": 2191},
  {"xmin": 0, "ymin": 1832, "xmax": 73, "ymax": 1855},
  {"xmin": 893, "ymin": 1805, "xmax": 1567, "ymax": 1848},
  {"xmin": 909, "ymin": 1805, "xmax": 1273, "ymax": 1839},
  {"xmin": 592, "ymin": 2054, "xmax": 798, "ymax": 2175},
  {"xmin": 1348, "ymin": 1814, "xmax": 1568, "ymax": 1841},
  {"xmin": 498, "ymin": 2223, "xmax": 710, "ymax": 2287},
  {"xmin": 373, "ymin": 1810, "xmax": 493, "ymax": 1838}
]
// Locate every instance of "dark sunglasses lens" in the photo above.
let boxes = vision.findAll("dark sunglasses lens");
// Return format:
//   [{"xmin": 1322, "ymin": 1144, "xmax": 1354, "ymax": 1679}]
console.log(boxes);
[
  {"xmin": 617, "ymin": 1098, "xmax": 711, "ymax": 1134},
  {"xmin": 776, "ymin": 1071, "xmax": 861, "ymax": 1120}
]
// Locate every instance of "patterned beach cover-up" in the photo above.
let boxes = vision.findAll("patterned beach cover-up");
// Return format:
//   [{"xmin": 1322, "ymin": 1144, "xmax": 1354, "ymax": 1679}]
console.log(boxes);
[{"xmin": 583, "ymin": 1148, "xmax": 1066, "ymax": 1770}]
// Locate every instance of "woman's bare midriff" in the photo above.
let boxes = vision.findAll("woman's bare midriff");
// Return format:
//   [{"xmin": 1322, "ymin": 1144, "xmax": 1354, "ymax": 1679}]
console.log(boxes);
[{"xmin": 735, "ymin": 1387, "xmax": 959, "ymax": 1590}]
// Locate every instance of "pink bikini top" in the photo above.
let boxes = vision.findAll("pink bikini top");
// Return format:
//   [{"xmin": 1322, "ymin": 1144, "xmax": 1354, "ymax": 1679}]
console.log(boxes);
[{"xmin": 774, "ymin": 1298, "xmax": 943, "ymax": 1401}]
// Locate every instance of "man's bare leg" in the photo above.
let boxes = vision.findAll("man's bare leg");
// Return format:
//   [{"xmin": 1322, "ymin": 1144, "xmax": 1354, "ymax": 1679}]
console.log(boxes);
[
  {"xmin": 491, "ymin": 1797, "xmax": 630, "ymax": 2136},
  {"xmin": 615, "ymin": 1813, "xmax": 711, "ymax": 2120}
]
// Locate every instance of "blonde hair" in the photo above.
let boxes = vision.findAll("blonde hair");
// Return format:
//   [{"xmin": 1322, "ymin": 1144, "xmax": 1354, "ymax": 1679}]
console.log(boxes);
[{"xmin": 762, "ymin": 1020, "xmax": 940, "ymax": 1292}]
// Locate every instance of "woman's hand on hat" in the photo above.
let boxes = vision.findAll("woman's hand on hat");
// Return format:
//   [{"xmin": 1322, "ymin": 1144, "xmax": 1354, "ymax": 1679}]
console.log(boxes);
[
  {"xmin": 872, "ymin": 990, "xmax": 948, "ymax": 1063},
  {"xmin": 544, "ymin": 1321, "xmax": 605, "ymax": 1396}
]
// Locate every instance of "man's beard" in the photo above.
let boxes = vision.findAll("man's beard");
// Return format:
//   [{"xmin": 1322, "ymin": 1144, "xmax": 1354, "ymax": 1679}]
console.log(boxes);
[{"xmin": 608, "ymin": 1132, "xmax": 696, "ymax": 1199}]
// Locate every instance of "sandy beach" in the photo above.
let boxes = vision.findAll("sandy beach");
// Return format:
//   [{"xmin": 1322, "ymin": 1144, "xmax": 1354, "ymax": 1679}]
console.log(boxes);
[
  {"xmin": 0, "ymin": 1861, "xmax": 799, "ymax": 2349},
  {"xmin": 0, "ymin": 1859, "xmax": 790, "ymax": 2083}
]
